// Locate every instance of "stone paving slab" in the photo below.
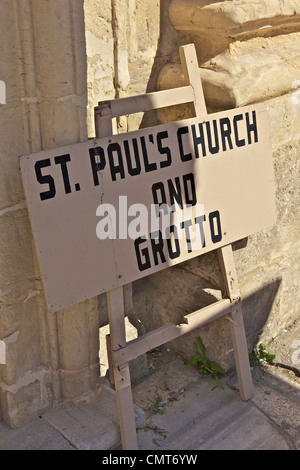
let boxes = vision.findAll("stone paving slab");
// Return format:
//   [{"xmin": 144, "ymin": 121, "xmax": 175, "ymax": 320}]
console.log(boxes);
[
  {"xmin": 136, "ymin": 362, "xmax": 292, "ymax": 450},
  {"xmin": 43, "ymin": 384, "xmax": 145, "ymax": 450},
  {"xmin": 0, "ymin": 322, "xmax": 299, "ymax": 451},
  {"xmin": 0, "ymin": 416, "xmax": 74, "ymax": 450},
  {"xmin": 137, "ymin": 385, "xmax": 290, "ymax": 450},
  {"xmin": 0, "ymin": 384, "xmax": 145, "ymax": 450}
]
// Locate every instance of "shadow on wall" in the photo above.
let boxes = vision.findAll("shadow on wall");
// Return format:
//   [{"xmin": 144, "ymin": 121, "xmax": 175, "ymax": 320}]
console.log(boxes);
[
  {"xmin": 132, "ymin": 262, "xmax": 282, "ymax": 371},
  {"xmin": 241, "ymin": 277, "xmax": 282, "ymax": 349},
  {"xmin": 139, "ymin": 0, "xmax": 181, "ymax": 129},
  {"xmin": 131, "ymin": 4, "xmax": 281, "ymax": 370}
]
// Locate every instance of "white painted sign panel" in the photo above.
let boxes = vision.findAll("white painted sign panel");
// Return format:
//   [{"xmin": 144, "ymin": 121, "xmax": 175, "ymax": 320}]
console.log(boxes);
[{"xmin": 20, "ymin": 103, "xmax": 276, "ymax": 312}]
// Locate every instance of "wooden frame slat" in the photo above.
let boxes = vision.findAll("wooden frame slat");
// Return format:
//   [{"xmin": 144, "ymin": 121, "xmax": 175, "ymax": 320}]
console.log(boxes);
[
  {"xmin": 95, "ymin": 85, "xmax": 194, "ymax": 119},
  {"xmin": 113, "ymin": 298, "xmax": 231, "ymax": 367},
  {"xmin": 95, "ymin": 43, "xmax": 254, "ymax": 450}
]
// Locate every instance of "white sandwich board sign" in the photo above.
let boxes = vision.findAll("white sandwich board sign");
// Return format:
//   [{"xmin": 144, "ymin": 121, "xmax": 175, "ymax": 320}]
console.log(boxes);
[{"xmin": 20, "ymin": 103, "xmax": 276, "ymax": 313}]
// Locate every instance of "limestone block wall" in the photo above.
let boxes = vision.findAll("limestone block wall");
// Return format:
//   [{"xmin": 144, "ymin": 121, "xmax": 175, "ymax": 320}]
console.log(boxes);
[
  {"xmin": 83, "ymin": 0, "xmax": 179, "ymax": 382},
  {"xmin": 0, "ymin": 0, "xmax": 178, "ymax": 429},
  {"xmin": 84, "ymin": 0, "xmax": 179, "ymax": 137},
  {"xmin": 0, "ymin": 0, "xmax": 299, "ymax": 429},
  {"xmin": 147, "ymin": 0, "xmax": 300, "ymax": 365},
  {"xmin": 0, "ymin": 0, "xmax": 101, "ymax": 427}
]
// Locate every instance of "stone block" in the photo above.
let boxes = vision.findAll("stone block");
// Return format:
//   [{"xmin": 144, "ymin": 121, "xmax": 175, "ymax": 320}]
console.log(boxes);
[
  {"xmin": 170, "ymin": 0, "xmax": 300, "ymax": 31},
  {"xmin": 201, "ymin": 33, "xmax": 300, "ymax": 107},
  {"xmin": 0, "ymin": 209, "xmax": 46, "ymax": 386},
  {"xmin": 267, "ymin": 93, "xmax": 300, "ymax": 149},
  {"xmin": 0, "ymin": 210, "xmax": 36, "ymax": 302},
  {"xmin": 59, "ymin": 364, "xmax": 102, "ymax": 407},
  {"xmin": 0, "ymin": 102, "xmax": 30, "ymax": 209},
  {"xmin": 233, "ymin": 140, "xmax": 300, "ymax": 341},
  {"xmin": 56, "ymin": 298, "xmax": 99, "ymax": 371},
  {"xmin": 43, "ymin": 384, "xmax": 145, "ymax": 450},
  {"xmin": 0, "ymin": 369, "xmax": 52, "ymax": 428},
  {"xmin": 169, "ymin": 0, "xmax": 300, "ymax": 59},
  {"xmin": 158, "ymin": 33, "xmax": 300, "ymax": 112}
]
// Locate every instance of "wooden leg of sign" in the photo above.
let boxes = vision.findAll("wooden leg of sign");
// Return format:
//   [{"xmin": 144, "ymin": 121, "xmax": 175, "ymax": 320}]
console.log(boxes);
[
  {"xmin": 96, "ymin": 99, "xmax": 138, "ymax": 450},
  {"xmin": 229, "ymin": 301, "xmax": 254, "ymax": 401},
  {"xmin": 105, "ymin": 334, "xmax": 115, "ymax": 385},
  {"xmin": 218, "ymin": 245, "xmax": 254, "ymax": 401},
  {"xmin": 107, "ymin": 287, "xmax": 138, "ymax": 450}
]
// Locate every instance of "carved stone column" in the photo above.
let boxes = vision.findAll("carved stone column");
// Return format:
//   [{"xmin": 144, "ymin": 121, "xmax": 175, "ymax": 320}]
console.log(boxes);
[{"xmin": 0, "ymin": 0, "xmax": 101, "ymax": 427}]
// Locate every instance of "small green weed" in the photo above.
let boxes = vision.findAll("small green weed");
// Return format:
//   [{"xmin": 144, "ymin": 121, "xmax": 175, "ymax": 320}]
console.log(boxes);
[
  {"xmin": 249, "ymin": 343, "xmax": 276, "ymax": 366},
  {"xmin": 184, "ymin": 336, "xmax": 225, "ymax": 389},
  {"xmin": 142, "ymin": 421, "xmax": 168, "ymax": 439},
  {"xmin": 147, "ymin": 388, "xmax": 177, "ymax": 415}
]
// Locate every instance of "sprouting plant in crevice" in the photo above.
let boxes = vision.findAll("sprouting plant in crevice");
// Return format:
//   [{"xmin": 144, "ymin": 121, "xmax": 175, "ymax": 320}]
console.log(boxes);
[
  {"xmin": 146, "ymin": 388, "xmax": 177, "ymax": 415},
  {"xmin": 249, "ymin": 343, "xmax": 276, "ymax": 366},
  {"xmin": 142, "ymin": 421, "xmax": 168, "ymax": 439},
  {"xmin": 184, "ymin": 336, "xmax": 225, "ymax": 389}
]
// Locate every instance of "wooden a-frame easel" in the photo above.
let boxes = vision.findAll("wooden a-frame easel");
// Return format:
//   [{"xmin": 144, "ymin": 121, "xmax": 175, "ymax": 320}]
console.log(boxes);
[{"xmin": 94, "ymin": 44, "xmax": 254, "ymax": 450}]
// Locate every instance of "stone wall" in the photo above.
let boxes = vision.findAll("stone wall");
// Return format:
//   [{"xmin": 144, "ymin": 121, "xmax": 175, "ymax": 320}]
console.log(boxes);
[
  {"xmin": 143, "ymin": 0, "xmax": 300, "ymax": 367},
  {"xmin": 85, "ymin": 0, "xmax": 300, "ymax": 372},
  {"xmin": 0, "ymin": 0, "xmax": 100, "ymax": 427},
  {"xmin": 0, "ymin": 0, "xmax": 299, "ymax": 428},
  {"xmin": 0, "ymin": 0, "xmax": 177, "ymax": 428},
  {"xmin": 84, "ymin": 0, "xmax": 179, "ymax": 136}
]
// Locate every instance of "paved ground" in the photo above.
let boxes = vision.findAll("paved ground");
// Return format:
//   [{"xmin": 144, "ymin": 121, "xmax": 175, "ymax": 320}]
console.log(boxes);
[{"xmin": 0, "ymin": 319, "xmax": 299, "ymax": 451}]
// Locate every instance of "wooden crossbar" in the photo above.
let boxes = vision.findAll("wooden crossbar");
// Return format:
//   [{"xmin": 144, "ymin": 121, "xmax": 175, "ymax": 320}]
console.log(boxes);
[
  {"xmin": 95, "ymin": 85, "xmax": 194, "ymax": 118},
  {"xmin": 95, "ymin": 44, "xmax": 254, "ymax": 450},
  {"xmin": 113, "ymin": 299, "xmax": 231, "ymax": 367}
]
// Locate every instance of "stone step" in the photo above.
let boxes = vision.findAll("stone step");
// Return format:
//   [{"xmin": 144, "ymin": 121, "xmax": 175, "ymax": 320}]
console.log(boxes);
[
  {"xmin": 0, "ymin": 384, "xmax": 145, "ymax": 450},
  {"xmin": 135, "ymin": 361, "xmax": 292, "ymax": 450}
]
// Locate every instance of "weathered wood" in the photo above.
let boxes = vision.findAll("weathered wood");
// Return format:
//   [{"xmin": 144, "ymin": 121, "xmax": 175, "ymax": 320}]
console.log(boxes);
[
  {"xmin": 184, "ymin": 298, "xmax": 231, "ymax": 326},
  {"xmin": 179, "ymin": 44, "xmax": 207, "ymax": 117},
  {"xmin": 105, "ymin": 334, "xmax": 114, "ymax": 385},
  {"xmin": 96, "ymin": 111, "xmax": 138, "ymax": 450},
  {"xmin": 106, "ymin": 287, "xmax": 138, "ymax": 450},
  {"xmin": 113, "ymin": 299, "xmax": 231, "ymax": 367},
  {"xmin": 95, "ymin": 85, "xmax": 194, "ymax": 119},
  {"xmin": 218, "ymin": 245, "xmax": 254, "ymax": 400}
]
